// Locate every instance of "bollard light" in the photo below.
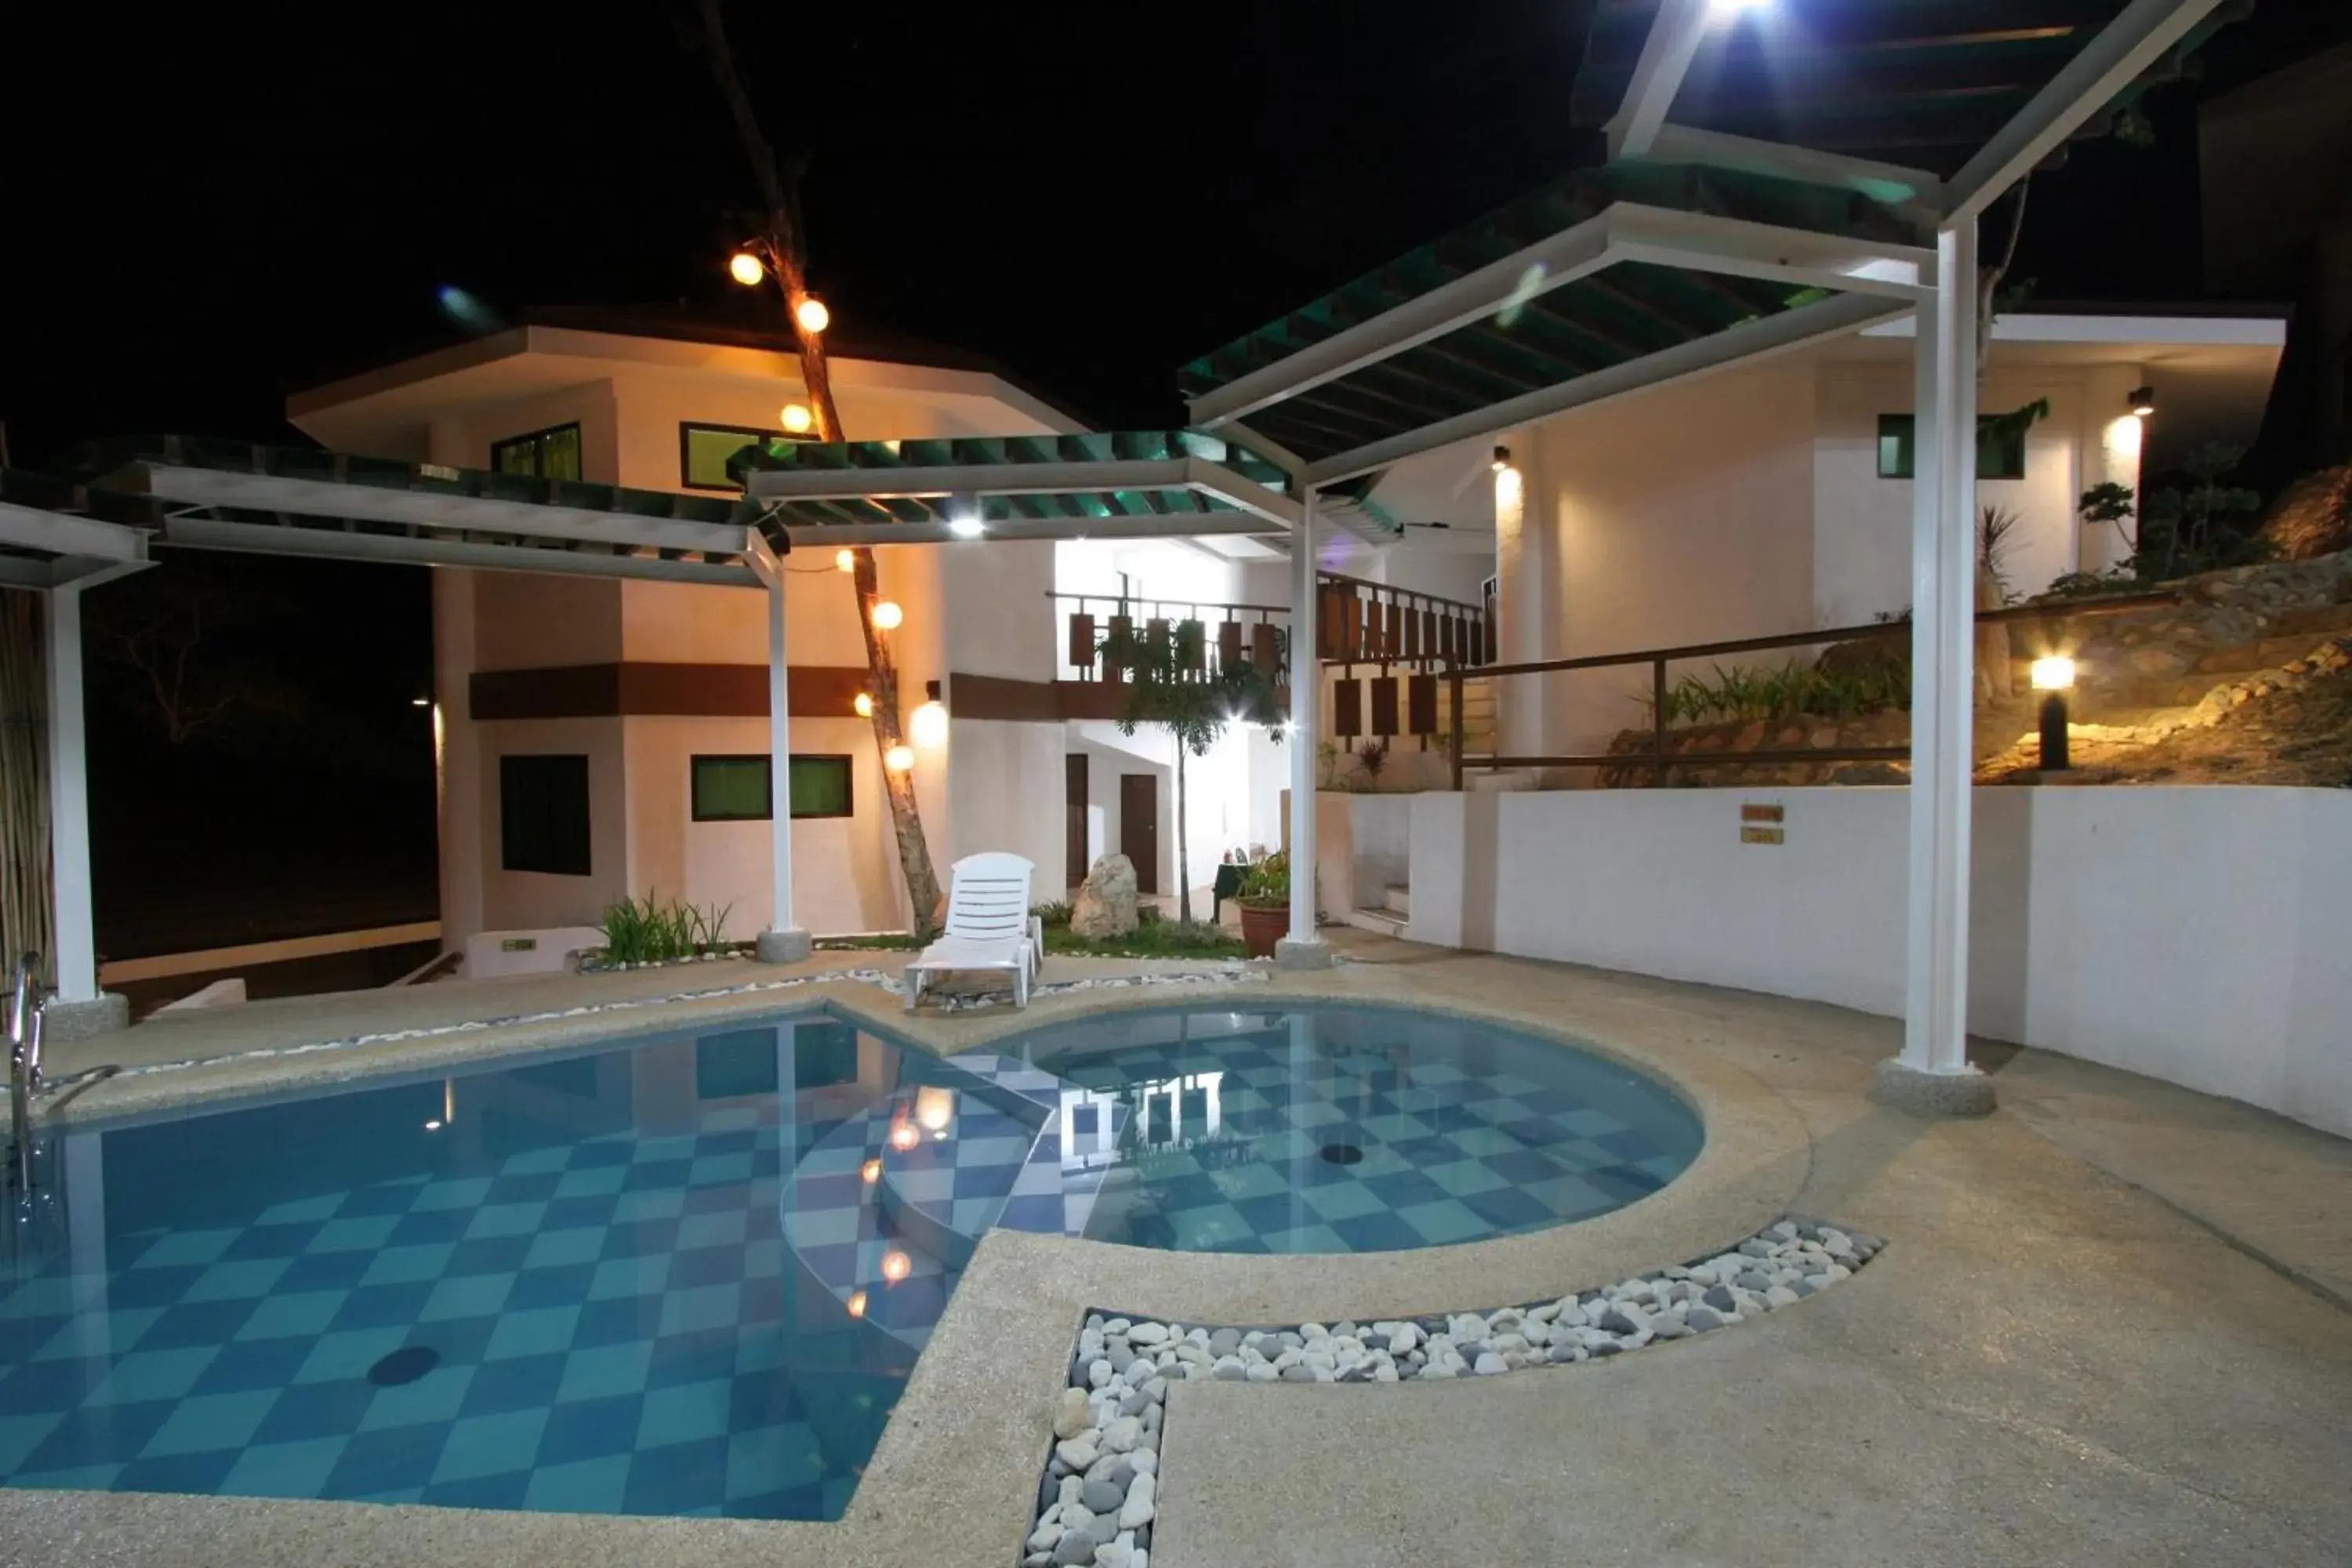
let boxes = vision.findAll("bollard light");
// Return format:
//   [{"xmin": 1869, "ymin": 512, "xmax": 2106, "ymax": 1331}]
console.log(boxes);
[{"xmin": 2031, "ymin": 656, "xmax": 2075, "ymax": 771}]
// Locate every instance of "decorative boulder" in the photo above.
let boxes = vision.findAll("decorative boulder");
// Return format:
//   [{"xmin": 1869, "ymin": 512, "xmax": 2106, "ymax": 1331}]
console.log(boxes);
[
  {"xmin": 2261, "ymin": 466, "xmax": 2352, "ymax": 560},
  {"xmin": 1071, "ymin": 854, "xmax": 1140, "ymax": 939}
]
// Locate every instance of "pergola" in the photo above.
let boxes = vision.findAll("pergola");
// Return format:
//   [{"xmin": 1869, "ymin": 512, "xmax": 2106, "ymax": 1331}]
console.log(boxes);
[
  {"xmin": 0, "ymin": 0, "xmax": 2249, "ymax": 1076},
  {"xmin": 1174, "ymin": 0, "xmax": 2250, "ymax": 1106}
]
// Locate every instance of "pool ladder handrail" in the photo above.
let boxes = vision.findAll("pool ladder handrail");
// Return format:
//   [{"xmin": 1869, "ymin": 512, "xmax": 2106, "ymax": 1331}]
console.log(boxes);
[{"xmin": 8, "ymin": 952, "xmax": 49, "ymax": 1193}]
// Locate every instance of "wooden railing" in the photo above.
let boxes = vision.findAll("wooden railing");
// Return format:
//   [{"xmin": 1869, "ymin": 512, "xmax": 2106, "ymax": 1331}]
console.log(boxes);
[
  {"xmin": 1053, "ymin": 576, "xmax": 1490, "ymax": 684},
  {"xmin": 1447, "ymin": 593, "xmax": 2181, "ymax": 789},
  {"xmin": 1051, "ymin": 593, "xmax": 1291, "ymax": 684}
]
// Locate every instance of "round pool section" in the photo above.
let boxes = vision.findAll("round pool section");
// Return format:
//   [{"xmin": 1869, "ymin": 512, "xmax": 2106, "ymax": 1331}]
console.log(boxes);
[{"xmin": 1005, "ymin": 1006, "xmax": 1702, "ymax": 1254}]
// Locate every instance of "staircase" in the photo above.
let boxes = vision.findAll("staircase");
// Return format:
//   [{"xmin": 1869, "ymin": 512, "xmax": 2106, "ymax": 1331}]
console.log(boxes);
[{"xmin": 1345, "ymin": 884, "xmax": 1411, "ymax": 938}]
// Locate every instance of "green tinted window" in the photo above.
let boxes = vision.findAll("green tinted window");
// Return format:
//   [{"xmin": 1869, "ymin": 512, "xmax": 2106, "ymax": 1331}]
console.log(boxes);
[
  {"xmin": 1876, "ymin": 415, "xmax": 2027, "ymax": 481},
  {"xmin": 690, "ymin": 755, "xmax": 852, "ymax": 821},
  {"xmin": 489, "ymin": 423, "xmax": 582, "ymax": 480}
]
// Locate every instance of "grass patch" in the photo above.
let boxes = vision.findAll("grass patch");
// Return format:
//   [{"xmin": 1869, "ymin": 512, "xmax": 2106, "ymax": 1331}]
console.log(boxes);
[
  {"xmin": 814, "ymin": 932, "xmax": 924, "ymax": 951},
  {"xmin": 599, "ymin": 894, "xmax": 733, "ymax": 964}
]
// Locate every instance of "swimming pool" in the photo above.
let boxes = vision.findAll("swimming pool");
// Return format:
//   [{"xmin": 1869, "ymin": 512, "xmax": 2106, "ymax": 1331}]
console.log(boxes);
[
  {"xmin": 0, "ymin": 1000, "xmax": 1698, "ymax": 1521},
  {"xmin": 1001, "ymin": 1006, "xmax": 1702, "ymax": 1254},
  {"xmin": 0, "ymin": 1014, "xmax": 1025, "ymax": 1520}
]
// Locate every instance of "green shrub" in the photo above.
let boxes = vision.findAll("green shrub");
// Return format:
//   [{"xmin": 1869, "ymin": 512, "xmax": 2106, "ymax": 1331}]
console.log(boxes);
[
  {"xmin": 1642, "ymin": 657, "xmax": 1911, "ymax": 729},
  {"xmin": 1135, "ymin": 903, "xmax": 1163, "ymax": 927},
  {"xmin": 1235, "ymin": 851, "xmax": 1289, "ymax": 907},
  {"xmin": 600, "ymin": 894, "xmax": 732, "ymax": 964},
  {"xmin": 1031, "ymin": 900, "xmax": 1074, "ymax": 930}
]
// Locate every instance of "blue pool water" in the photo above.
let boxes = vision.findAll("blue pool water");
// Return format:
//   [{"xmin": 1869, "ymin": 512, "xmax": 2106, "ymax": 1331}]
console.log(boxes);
[
  {"xmin": 0, "ymin": 1014, "xmax": 1020, "ymax": 1520},
  {"xmin": 1003, "ymin": 1007, "xmax": 1703, "ymax": 1254},
  {"xmin": 0, "ymin": 1002, "xmax": 1699, "ymax": 1519}
]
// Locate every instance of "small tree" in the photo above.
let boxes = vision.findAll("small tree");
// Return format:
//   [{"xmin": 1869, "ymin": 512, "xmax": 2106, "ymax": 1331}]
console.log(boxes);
[
  {"xmin": 1098, "ymin": 624, "xmax": 1283, "ymax": 925},
  {"xmin": 2143, "ymin": 441, "xmax": 2265, "ymax": 580}
]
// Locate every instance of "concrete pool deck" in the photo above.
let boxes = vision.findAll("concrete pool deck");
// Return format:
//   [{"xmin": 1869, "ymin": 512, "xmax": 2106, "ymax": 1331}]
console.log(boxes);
[{"xmin": 7, "ymin": 937, "xmax": 2349, "ymax": 1566}]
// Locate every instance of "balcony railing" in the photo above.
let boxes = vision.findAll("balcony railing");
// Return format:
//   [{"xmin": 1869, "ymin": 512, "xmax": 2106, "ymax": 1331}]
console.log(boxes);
[{"xmin": 1052, "ymin": 593, "xmax": 1293, "ymax": 684}]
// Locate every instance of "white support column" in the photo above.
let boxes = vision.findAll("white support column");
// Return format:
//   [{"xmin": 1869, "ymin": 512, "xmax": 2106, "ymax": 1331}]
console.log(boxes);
[
  {"xmin": 755, "ymin": 563, "xmax": 811, "ymax": 964},
  {"xmin": 1278, "ymin": 493, "xmax": 1332, "ymax": 968},
  {"xmin": 44, "ymin": 585, "xmax": 107, "ymax": 1021},
  {"xmin": 1882, "ymin": 221, "xmax": 1994, "ymax": 1116}
]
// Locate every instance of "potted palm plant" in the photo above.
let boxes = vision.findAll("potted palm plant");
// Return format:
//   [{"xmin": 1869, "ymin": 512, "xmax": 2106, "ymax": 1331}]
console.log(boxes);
[{"xmin": 1235, "ymin": 851, "xmax": 1289, "ymax": 960}]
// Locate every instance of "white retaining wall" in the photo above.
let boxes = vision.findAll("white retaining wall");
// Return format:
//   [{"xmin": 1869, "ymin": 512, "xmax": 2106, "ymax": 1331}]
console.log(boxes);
[{"xmin": 1407, "ymin": 786, "xmax": 2352, "ymax": 1139}]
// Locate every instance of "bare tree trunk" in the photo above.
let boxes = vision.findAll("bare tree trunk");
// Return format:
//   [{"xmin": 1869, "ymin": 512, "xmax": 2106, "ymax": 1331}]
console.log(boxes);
[
  {"xmin": 1973, "ymin": 184, "xmax": 2030, "ymax": 701},
  {"xmin": 0, "ymin": 594, "xmax": 53, "ymax": 970},
  {"xmin": 698, "ymin": 0, "xmax": 944, "ymax": 937},
  {"xmin": 1174, "ymin": 744, "xmax": 1191, "ymax": 926}
]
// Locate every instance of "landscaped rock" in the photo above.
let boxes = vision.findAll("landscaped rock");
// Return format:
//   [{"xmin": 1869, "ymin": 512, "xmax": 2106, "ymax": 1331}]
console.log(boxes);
[
  {"xmin": 1053, "ymin": 1387, "xmax": 1091, "ymax": 1440},
  {"xmin": 1072, "ymin": 855, "xmax": 1141, "ymax": 939}
]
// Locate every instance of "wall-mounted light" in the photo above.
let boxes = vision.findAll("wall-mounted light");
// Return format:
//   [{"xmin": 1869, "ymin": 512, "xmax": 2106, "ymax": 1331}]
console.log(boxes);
[
  {"xmin": 410, "ymin": 695, "xmax": 430, "ymax": 708},
  {"xmin": 781, "ymin": 402, "xmax": 814, "ymax": 434},
  {"xmin": 871, "ymin": 600, "xmax": 905, "ymax": 631},
  {"xmin": 2031, "ymin": 655, "xmax": 2076, "ymax": 773},
  {"xmin": 1490, "ymin": 445, "xmax": 1512, "ymax": 474},
  {"xmin": 794, "ymin": 297, "xmax": 830, "ymax": 335},
  {"xmin": 2128, "ymin": 386, "xmax": 2156, "ymax": 419},
  {"xmin": 853, "ymin": 691, "xmax": 875, "ymax": 719},
  {"xmin": 834, "ymin": 548, "xmax": 855, "ymax": 572},
  {"xmin": 910, "ymin": 680, "xmax": 949, "ymax": 747},
  {"xmin": 728, "ymin": 251, "xmax": 765, "ymax": 287},
  {"xmin": 885, "ymin": 743, "xmax": 916, "ymax": 773}
]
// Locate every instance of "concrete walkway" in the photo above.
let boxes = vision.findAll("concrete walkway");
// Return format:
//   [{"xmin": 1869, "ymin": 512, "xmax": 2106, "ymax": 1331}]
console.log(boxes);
[{"xmin": 1158, "ymin": 942, "xmax": 2352, "ymax": 1567}]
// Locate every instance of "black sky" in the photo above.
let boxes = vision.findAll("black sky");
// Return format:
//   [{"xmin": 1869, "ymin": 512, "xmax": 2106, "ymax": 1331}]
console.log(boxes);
[{"xmin": 7, "ymin": 2, "xmax": 2337, "ymax": 467}]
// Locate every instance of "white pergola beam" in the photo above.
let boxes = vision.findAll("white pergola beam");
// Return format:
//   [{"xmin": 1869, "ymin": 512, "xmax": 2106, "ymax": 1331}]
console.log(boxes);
[
  {"xmin": 165, "ymin": 517, "xmax": 762, "ymax": 587},
  {"xmin": 1637, "ymin": 125, "xmax": 1945, "ymax": 216},
  {"xmin": 134, "ymin": 466, "xmax": 745, "ymax": 557},
  {"xmin": 1305, "ymin": 290, "xmax": 1904, "ymax": 485},
  {"xmin": 1607, "ymin": 203, "xmax": 1934, "ymax": 300},
  {"xmin": 0, "ymin": 502, "xmax": 148, "ymax": 564},
  {"xmin": 1945, "ymin": 0, "xmax": 2230, "ymax": 223},
  {"xmin": 1187, "ymin": 215, "xmax": 1615, "ymax": 430},
  {"xmin": 1606, "ymin": 0, "xmax": 1715, "ymax": 161}
]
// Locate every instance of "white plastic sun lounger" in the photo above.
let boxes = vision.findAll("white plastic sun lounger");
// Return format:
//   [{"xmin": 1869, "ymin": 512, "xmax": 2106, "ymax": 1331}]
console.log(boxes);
[{"xmin": 903, "ymin": 851, "xmax": 1045, "ymax": 1010}]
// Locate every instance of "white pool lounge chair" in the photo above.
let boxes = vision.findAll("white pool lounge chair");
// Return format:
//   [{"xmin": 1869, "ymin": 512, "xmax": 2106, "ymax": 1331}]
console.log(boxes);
[{"xmin": 903, "ymin": 851, "xmax": 1045, "ymax": 1010}]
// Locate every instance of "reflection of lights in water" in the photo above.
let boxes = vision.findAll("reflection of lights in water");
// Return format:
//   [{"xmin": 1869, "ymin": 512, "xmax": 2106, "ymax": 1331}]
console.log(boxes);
[
  {"xmin": 846, "ymin": 1290, "xmax": 867, "ymax": 1318},
  {"xmin": 880, "ymin": 1249, "xmax": 911, "ymax": 1283},
  {"xmin": 914, "ymin": 1086, "xmax": 955, "ymax": 1135},
  {"xmin": 887, "ymin": 1120, "xmax": 920, "ymax": 1152},
  {"xmin": 423, "ymin": 1120, "xmax": 442, "ymax": 1131},
  {"xmin": 861, "ymin": 1158, "xmax": 882, "ymax": 1185},
  {"xmin": 1063, "ymin": 1071, "xmax": 1224, "ymax": 1167}
]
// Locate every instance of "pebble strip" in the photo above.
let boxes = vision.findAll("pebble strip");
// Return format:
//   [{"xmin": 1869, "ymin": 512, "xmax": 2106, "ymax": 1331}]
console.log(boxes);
[
  {"xmin": 103, "ymin": 964, "xmax": 1266, "ymax": 1083},
  {"xmin": 1020, "ymin": 1218, "xmax": 1884, "ymax": 1568}
]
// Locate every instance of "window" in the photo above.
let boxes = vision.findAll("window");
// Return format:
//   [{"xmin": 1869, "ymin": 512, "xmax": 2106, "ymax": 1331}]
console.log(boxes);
[
  {"xmin": 1876, "ymin": 416, "xmax": 2027, "ymax": 481},
  {"xmin": 690, "ymin": 754, "xmax": 854, "ymax": 822},
  {"xmin": 680, "ymin": 423, "xmax": 811, "ymax": 491},
  {"xmin": 500, "ymin": 755, "xmax": 591, "ymax": 875},
  {"xmin": 490, "ymin": 423, "xmax": 583, "ymax": 481}
]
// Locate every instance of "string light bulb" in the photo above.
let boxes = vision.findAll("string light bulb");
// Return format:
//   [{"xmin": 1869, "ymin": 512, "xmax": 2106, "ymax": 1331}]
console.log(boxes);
[
  {"xmin": 870, "ymin": 600, "xmax": 904, "ymax": 631},
  {"xmin": 853, "ymin": 691, "xmax": 875, "ymax": 718},
  {"xmin": 884, "ymin": 743, "xmax": 916, "ymax": 773},
  {"xmin": 834, "ymin": 548, "xmax": 855, "ymax": 572},
  {"xmin": 728, "ymin": 251, "xmax": 765, "ymax": 286},
  {"xmin": 781, "ymin": 402, "xmax": 813, "ymax": 434},
  {"xmin": 910, "ymin": 699, "xmax": 949, "ymax": 748},
  {"xmin": 794, "ymin": 297, "xmax": 830, "ymax": 335}
]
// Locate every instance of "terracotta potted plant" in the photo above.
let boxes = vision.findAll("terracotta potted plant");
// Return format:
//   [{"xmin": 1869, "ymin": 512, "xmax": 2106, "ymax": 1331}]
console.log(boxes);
[{"xmin": 1236, "ymin": 851, "xmax": 1290, "ymax": 960}]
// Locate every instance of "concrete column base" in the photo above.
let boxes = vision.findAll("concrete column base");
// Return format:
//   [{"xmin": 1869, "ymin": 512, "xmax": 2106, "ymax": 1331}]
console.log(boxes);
[
  {"xmin": 753, "ymin": 929, "xmax": 814, "ymax": 965},
  {"xmin": 1871, "ymin": 1058, "xmax": 1997, "ymax": 1118},
  {"xmin": 39, "ymin": 993, "xmax": 130, "ymax": 1045},
  {"xmin": 1273, "ymin": 938, "xmax": 1337, "ymax": 971}
]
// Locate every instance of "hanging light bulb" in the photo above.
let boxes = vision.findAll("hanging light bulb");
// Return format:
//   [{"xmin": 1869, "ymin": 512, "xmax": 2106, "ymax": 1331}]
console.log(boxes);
[
  {"xmin": 870, "ymin": 600, "xmax": 904, "ymax": 631},
  {"xmin": 781, "ymin": 402, "xmax": 814, "ymax": 434},
  {"xmin": 910, "ymin": 699, "xmax": 949, "ymax": 748},
  {"xmin": 853, "ymin": 691, "xmax": 875, "ymax": 718},
  {"xmin": 728, "ymin": 251, "xmax": 765, "ymax": 286},
  {"xmin": 834, "ymin": 547, "xmax": 855, "ymax": 572},
  {"xmin": 794, "ymin": 296, "xmax": 830, "ymax": 334},
  {"xmin": 884, "ymin": 743, "xmax": 916, "ymax": 773}
]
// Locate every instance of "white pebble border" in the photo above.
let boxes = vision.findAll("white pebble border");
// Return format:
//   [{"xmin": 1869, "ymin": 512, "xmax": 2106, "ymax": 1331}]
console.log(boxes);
[
  {"xmin": 1019, "ymin": 1217, "xmax": 1884, "ymax": 1568},
  {"xmin": 103, "ymin": 964, "xmax": 1266, "ymax": 1083}
]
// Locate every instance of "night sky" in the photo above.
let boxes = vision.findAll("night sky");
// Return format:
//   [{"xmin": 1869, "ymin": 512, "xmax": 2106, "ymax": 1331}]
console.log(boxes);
[{"xmin": 1, "ymin": 2, "xmax": 2342, "ymax": 965}]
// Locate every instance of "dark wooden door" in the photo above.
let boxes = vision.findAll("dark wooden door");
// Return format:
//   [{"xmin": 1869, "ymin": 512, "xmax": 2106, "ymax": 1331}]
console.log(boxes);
[
  {"xmin": 1065, "ymin": 754, "xmax": 1087, "ymax": 891},
  {"xmin": 1120, "ymin": 773, "xmax": 1159, "ymax": 895}
]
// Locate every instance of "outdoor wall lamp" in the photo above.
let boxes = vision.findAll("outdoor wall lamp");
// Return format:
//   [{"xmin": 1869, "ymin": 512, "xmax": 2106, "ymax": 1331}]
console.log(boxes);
[
  {"xmin": 910, "ymin": 681, "xmax": 949, "ymax": 747},
  {"xmin": 2031, "ymin": 655, "xmax": 2077, "ymax": 771},
  {"xmin": 2129, "ymin": 386, "xmax": 2156, "ymax": 419},
  {"xmin": 1490, "ymin": 445, "xmax": 1512, "ymax": 473}
]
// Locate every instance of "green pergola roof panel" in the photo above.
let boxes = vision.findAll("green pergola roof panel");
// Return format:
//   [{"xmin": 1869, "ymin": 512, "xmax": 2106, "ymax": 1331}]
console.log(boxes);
[
  {"xmin": 1571, "ymin": 0, "xmax": 2253, "ymax": 168},
  {"xmin": 1179, "ymin": 159, "xmax": 1914, "ymax": 405},
  {"xmin": 727, "ymin": 427, "xmax": 1292, "ymax": 490},
  {"xmin": 1222, "ymin": 257, "xmax": 1820, "ymax": 464}
]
